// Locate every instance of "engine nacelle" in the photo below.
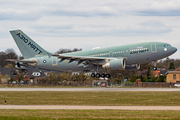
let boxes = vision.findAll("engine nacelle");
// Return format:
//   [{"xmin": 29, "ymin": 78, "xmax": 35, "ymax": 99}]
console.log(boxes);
[
  {"xmin": 125, "ymin": 64, "xmax": 140, "ymax": 71},
  {"xmin": 15, "ymin": 62, "xmax": 28, "ymax": 69},
  {"xmin": 102, "ymin": 59, "xmax": 125, "ymax": 70},
  {"xmin": 15, "ymin": 65, "xmax": 27, "ymax": 69}
]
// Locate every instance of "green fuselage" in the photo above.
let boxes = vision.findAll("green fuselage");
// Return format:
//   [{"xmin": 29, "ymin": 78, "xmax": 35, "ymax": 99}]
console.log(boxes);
[{"xmin": 28, "ymin": 42, "xmax": 177, "ymax": 72}]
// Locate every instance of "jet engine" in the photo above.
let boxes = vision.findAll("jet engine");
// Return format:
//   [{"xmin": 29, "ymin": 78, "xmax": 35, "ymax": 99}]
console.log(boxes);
[
  {"xmin": 15, "ymin": 62, "xmax": 27, "ymax": 69},
  {"xmin": 125, "ymin": 64, "xmax": 140, "ymax": 71},
  {"xmin": 102, "ymin": 59, "xmax": 125, "ymax": 70}
]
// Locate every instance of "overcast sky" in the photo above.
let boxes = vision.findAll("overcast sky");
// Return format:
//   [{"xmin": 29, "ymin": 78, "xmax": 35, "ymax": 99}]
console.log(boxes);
[{"xmin": 0, "ymin": 0, "xmax": 180, "ymax": 59}]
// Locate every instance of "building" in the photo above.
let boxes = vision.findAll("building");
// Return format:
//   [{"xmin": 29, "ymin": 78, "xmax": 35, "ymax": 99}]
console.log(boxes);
[
  {"xmin": 24, "ymin": 70, "xmax": 45, "ymax": 84},
  {"xmin": 0, "ymin": 67, "xmax": 46, "ymax": 84},
  {"xmin": 0, "ymin": 67, "xmax": 16, "ymax": 79},
  {"xmin": 166, "ymin": 71, "xmax": 180, "ymax": 83}
]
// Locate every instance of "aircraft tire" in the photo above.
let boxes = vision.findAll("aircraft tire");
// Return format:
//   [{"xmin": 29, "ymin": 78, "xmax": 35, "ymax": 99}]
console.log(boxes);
[
  {"xmin": 91, "ymin": 73, "xmax": 96, "ymax": 78},
  {"xmin": 96, "ymin": 73, "xmax": 101, "ymax": 78},
  {"xmin": 106, "ymin": 74, "xmax": 111, "ymax": 78},
  {"xmin": 101, "ymin": 74, "xmax": 106, "ymax": 78}
]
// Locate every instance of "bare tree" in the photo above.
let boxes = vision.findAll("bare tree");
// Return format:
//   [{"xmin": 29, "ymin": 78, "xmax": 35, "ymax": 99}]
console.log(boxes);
[
  {"xmin": 0, "ymin": 52, "xmax": 6, "ymax": 67},
  {"xmin": 0, "ymin": 48, "xmax": 18, "ymax": 67},
  {"xmin": 5, "ymin": 48, "xmax": 18, "ymax": 59}
]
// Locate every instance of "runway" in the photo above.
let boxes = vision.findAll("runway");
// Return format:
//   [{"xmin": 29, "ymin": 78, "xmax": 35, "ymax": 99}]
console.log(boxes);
[
  {"xmin": 0, "ymin": 88, "xmax": 179, "ymax": 91},
  {"xmin": 0, "ymin": 105, "xmax": 180, "ymax": 110}
]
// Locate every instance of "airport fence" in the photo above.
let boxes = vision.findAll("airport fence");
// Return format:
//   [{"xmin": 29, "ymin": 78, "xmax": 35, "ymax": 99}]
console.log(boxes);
[
  {"xmin": 36, "ymin": 81, "xmax": 93, "ymax": 87},
  {"xmin": 0, "ymin": 81, "xmax": 93, "ymax": 87},
  {"xmin": 126, "ymin": 82, "xmax": 176, "ymax": 88},
  {"xmin": 0, "ymin": 81, "xmax": 177, "ymax": 88}
]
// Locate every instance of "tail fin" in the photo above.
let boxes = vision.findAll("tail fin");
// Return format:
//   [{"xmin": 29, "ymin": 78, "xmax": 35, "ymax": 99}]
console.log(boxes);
[{"xmin": 10, "ymin": 30, "xmax": 52, "ymax": 59}]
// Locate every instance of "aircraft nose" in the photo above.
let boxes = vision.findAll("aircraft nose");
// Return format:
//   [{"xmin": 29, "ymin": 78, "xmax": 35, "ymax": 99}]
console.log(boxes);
[
  {"xmin": 174, "ymin": 47, "xmax": 177, "ymax": 52},
  {"xmin": 172, "ymin": 47, "xmax": 177, "ymax": 53}
]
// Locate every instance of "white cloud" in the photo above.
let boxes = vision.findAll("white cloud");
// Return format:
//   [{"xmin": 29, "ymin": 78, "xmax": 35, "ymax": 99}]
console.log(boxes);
[
  {"xmin": 32, "ymin": 21, "xmax": 73, "ymax": 29},
  {"xmin": 0, "ymin": 0, "xmax": 180, "ymax": 59}
]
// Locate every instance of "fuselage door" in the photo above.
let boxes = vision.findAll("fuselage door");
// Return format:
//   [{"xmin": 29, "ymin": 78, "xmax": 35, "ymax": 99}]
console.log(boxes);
[
  {"xmin": 52, "ymin": 57, "xmax": 57, "ymax": 66},
  {"xmin": 151, "ymin": 44, "xmax": 157, "ymax": 53},
  {"xmin": 109, "ymin": 51, "xmax": 113, "ymax": 57}
]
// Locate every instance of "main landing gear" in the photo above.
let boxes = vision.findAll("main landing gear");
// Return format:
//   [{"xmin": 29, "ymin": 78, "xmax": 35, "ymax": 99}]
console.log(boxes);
[{"xmin": 90, "ymin": 73, "xmax": 111, "ymax": 78}]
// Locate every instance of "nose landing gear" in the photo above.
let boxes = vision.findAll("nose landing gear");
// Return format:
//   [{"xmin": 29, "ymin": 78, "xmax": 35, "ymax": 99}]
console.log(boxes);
[
  {"xmin": 152, "ymin": 61, "xmax": 157, "ymax": 70},
  {"xmin": 152, "ymin": 67, "xmax": 157, "ymax": 70}
]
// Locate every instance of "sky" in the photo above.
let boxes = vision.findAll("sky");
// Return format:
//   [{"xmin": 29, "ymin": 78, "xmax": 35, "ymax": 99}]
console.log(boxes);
[{"xmin": 0, "ymin": 0, "xmax": 180, "ymax": 59}]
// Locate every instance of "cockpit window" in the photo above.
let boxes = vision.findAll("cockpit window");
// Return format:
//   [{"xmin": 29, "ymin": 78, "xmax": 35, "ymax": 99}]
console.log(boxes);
[{"xmin": 164, "ymin": 44, "xmax": 171, "ymax": 47}]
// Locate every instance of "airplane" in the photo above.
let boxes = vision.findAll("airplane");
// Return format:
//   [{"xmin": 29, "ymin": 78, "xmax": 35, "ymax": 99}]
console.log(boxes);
[{"xmin": 7, "ymin": 30, "xmax": 177, "ymax": 78}]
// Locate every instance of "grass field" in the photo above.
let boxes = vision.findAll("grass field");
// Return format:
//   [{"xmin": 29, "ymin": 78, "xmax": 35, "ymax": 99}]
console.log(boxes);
[
  {"xmin": 0, "ymin": 91, "xmax": 180, "ymax": 105},
  {"xmin": 0, "ymin": 109, "xmax": 180, "ymax": 120},
  {"xmin": 1, "ymin": 91, "xmax": 180, "ymax": 119}
]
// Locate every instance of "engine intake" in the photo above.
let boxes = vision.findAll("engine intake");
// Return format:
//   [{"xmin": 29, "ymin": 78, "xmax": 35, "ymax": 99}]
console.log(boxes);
[{"xmin": 102, "ymin": 59, "xmax": 125, "ymax": 70}]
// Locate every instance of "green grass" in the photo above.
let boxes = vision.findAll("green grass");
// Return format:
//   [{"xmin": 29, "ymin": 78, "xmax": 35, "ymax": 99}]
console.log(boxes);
[
  {"xmin": 0, "ymin": 91, "xmax": 180, "ymax": 119},
  {"xmin": 0, "ymin": 91, "xmax": 180, "ymax": 106},
  {"xmin": 0, "ymin": 109, "xmax": 180, "ymax": 120}
]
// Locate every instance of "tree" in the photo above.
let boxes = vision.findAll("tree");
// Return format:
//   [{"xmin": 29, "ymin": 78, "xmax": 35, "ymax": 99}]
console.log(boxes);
[
  {"xmin": 0, "ymin": 48, "xmax": 18, "ymax": 67},
  {"xmin": 19, "ymin": 55, "xmax": 24, "ymax": 60},
  {"xmin": 130, "ymin": 74, "xmax": 137, "ymax": 82},
  {"xmin": 151, "ymin": 75, "xmax": 157, "ymax": 82},
  {"xmin": 169, "ymin": 62, "xmax": 175, "ymax": 69},
  {"xmin": 1, "ymin": 74, "xmax": 10, "ymax": 83},
  {"xmin": 141, "ymin": 75, "xmax": 147, "ymax": 82},
  {"xmin": 156, "ymin": 75, "xmax": 166, "ymax": 82},
  {"xmin": 0, "ymin": 52, "xmax": 7, "ymax": 67},
  {"xmin": 146, "ymin": 66, "xmax": 151, "ymax": 79},
  {"xmin": 139, "ymin": 63, "xmax": 150, "ymax": 71},
  {"xmin": 5, "ymin": 48, "xmax": 18, "ymax": 59},
  {"xmin": 4, "ymin": 63, "xmax": 14, "ymax": 69}
]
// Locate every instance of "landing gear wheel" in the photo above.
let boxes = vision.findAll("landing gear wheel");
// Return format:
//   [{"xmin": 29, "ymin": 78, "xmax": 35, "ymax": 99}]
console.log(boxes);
[
  {"xmin": 91, "ymin": 73, "xmax": 96, "ymax": 78},
  {"xmin": 96, "ymin": 73, "xmax": 101, "ymax": 78},
  {"xmin": 101, "ymin": 74, "xmax": 106, "ymax": 78},
  {"xmin": 153, "ymin": 67, "xmax": 157, "ymax": 71},
  {"xmin": 106, "ymin": 74, "xmax": 111, "ymax": 78}
]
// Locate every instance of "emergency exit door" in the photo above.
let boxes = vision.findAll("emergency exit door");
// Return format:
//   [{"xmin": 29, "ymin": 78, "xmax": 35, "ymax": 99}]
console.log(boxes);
[
  {"xmin": 151, "ymin": 44, "xmax": 157, "ymax": 53},
  {"xmin": 52, "ymin": 57, "xmax": 57, "ymax": 66}
]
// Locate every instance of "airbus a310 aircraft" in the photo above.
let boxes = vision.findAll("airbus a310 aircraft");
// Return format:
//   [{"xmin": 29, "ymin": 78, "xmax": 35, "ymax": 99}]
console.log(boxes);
[{"xmin": 7, "ymin": 30, "xmax": 177, "ymax": 78}]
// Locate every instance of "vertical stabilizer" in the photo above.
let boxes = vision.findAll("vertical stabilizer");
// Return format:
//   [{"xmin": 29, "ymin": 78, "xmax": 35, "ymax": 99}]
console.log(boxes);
[{"xmin": 10, "ymin": 30, "xmax": 52, "ymax": 59}]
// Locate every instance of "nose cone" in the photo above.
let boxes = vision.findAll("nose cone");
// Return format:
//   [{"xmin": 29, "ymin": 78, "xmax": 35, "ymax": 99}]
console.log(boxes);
[{"xmin": 172, "ymin": 47, "xmax": 177, "ymax": 53}]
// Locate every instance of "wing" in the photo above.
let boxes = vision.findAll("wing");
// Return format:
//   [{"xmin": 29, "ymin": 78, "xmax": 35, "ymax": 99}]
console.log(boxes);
[{"xmin": 52, "ymin": 54, "xmax": 127, "ymax": 65}]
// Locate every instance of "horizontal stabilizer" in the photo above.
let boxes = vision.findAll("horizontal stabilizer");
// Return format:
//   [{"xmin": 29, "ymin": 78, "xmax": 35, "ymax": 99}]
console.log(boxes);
[{"xmin": 6, "ymin": 59, "xmax": 37, "ymax": 64}]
